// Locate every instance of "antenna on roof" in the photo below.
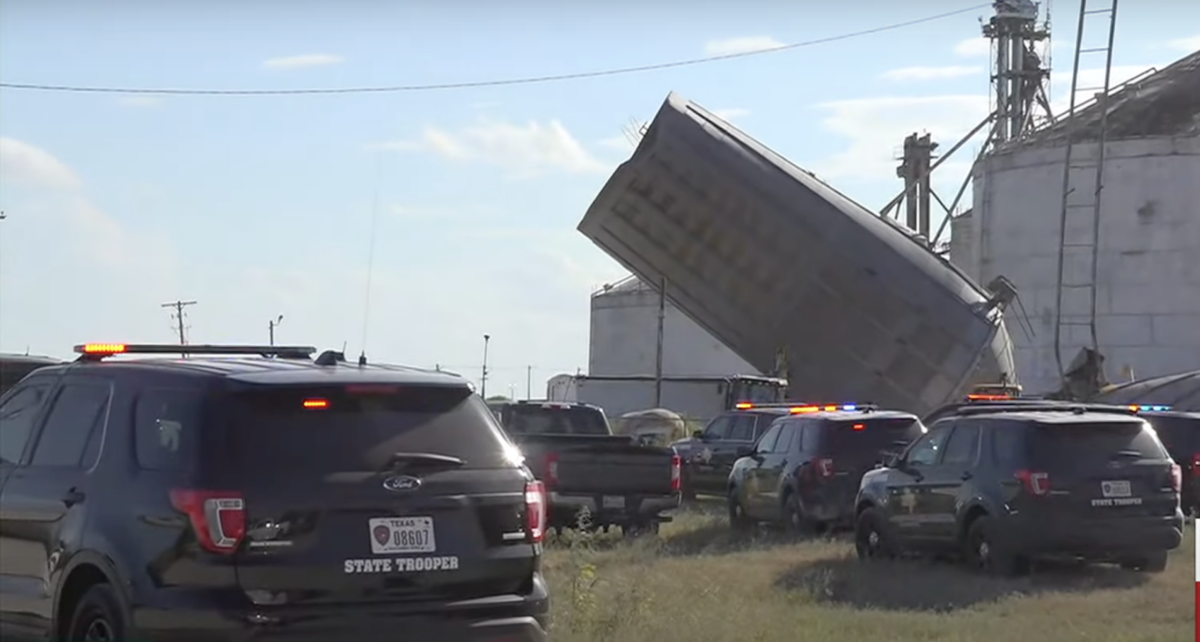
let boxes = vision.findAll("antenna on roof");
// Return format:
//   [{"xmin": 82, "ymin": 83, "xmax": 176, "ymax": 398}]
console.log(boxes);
[{"xmin": 357, "ymin": 153, "xmax": 384, "ymax": 368}]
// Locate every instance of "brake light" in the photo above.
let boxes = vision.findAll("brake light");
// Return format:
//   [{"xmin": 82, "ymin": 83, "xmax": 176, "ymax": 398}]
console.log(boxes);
[
  {"xmin": 815, "ymin": 457, "xmax": 834, "ymax": 479},
  {"xmin": 1192, "ymin": 453, "xmax": 1200, "ymax": 470},
  {"xmin": 852, "ymin": 423, "xmax": 865, "ymax": 431},
  {"xmin": 524, "ymin": 480, "xmax": 547, "ymax": 543},
  {"xmin": 1014, "ymin": 470, "xmax": 1050, "ymax": 496},
  {"xmin": 543, "ymin": 452, "xmax": 559, "ymax": 489},
  {"xmin": 1169, "ymin": 464, "xmax": 1182, "ymax": 493},
  {"xmin": 169, "ymin": 489, "xmax": 246, "ymax": 555},
  {"xmin": 670, "ymin": 454, "xmax": 682, "ymax": 492},
  {"xmin": 302, "ymin": 398, "xmax": 329, "ymax": 409}
]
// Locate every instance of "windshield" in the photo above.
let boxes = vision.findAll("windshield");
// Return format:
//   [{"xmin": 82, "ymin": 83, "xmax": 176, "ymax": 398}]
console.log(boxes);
[
  {"xmin": 732, "ymin": 380, "xmax": 786, "ymax": 405},
  {"xmin": 500, "ymin": 404, "xmax": 610, "ymax": 436},
  {"xmin": 823, "ymin": 417, "xmax": 925, "ymax": 453},
  {"xmin": 1029, "ymin": 421, "xmax": 1167, "ymax": 472},
  {"xmin": 224, "ymin": 385, "xmax": 513, "ymax": 475}
]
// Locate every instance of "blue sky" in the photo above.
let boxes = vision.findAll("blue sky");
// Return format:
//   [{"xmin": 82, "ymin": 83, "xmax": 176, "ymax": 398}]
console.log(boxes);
[{"xmin": 0, "ymin": 1, "xmax": 1195, "ymax": 397}]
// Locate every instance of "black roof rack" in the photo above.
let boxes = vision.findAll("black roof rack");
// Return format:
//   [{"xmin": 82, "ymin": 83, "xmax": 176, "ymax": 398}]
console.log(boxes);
[
  {"xmin": 949, "ymin": 403, "xmax": 1140, "ymax": 418},
  {"xmin": 73, "ymin": 343, "xmax": 316, "ymax": 362}
]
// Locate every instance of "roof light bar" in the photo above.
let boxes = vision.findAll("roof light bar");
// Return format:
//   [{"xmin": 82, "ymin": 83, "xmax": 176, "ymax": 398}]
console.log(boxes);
[
  {"xmin": 967, "ymin": 393, "xmax": 1016, "ymax": 401},
  {"xmin": 1129, "ymin": 404, "xmax": 1172, "ymax": 412},
  {"xmin": 73, "ymin": 343, "xmax": 317, "ymax": 360}
]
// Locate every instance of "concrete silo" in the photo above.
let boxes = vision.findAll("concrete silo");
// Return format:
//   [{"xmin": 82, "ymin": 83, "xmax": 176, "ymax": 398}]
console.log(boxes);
[
  {"xmin": 965, "ymin": 51, "xmax": 1200, "ymax": 393},
  {"xmin": 588, "ymin": 275, "xmax": 758, "ymax": 378}
]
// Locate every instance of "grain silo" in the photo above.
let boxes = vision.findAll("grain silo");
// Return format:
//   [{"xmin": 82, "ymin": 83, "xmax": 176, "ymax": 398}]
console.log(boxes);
[
  {"xmin": 588, "ymin": 276, "xmax": 758, "ymax": 378},
  {"xmin": 965, "ymin": 50, "xmax": 1200, "ymax": 394}
]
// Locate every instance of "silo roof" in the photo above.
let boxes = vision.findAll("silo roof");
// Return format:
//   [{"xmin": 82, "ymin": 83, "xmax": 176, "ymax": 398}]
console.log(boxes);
[
  {"xmin": 1013, "ymin": 49, "xmax": 1200, "ymax": 147},
  {"xmin": 1094, "ymin": 370, "xmax": 1200, "ymax": 411}
]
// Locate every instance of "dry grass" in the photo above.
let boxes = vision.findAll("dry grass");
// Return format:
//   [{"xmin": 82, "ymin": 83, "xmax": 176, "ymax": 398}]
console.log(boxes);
[{"xmin": 543, "ymin": 503, "xmax": 1194, "ymax": 642}]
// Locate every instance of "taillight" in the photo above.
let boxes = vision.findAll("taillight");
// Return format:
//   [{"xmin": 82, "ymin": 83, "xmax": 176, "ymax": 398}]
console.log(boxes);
[
  {"xmin": 543, "ymin": 452, "xmax": 559, "ymax": 489},
  {"xmin": 1191, "ymin": 453, "xmax": 1200, "ymax": 469},
  {"xmin": 670, "ymin": 454, "xmax": 682, "ymax": 492},
  {"xmin": 1014, "ymin": 469, "xmax": 1051, "ymax": 496},
  {"xmin": 524, "ymin": 480, "xmax": 547, "ymax": 543},
  {"xmin": 1169, "ymin": 464, "xmax": 1182, "ymax": 493},
  {"xmin": 815, "ymin": 458, "xmax": 834, "ymax": 479},
  {"xmin": 169, "ymin": 489, "xmax": 246, "ymax": 555}
]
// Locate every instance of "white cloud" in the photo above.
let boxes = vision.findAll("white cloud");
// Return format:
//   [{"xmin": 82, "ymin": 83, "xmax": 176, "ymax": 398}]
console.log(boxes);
[
  {"xmin": 704, "ymin": 36, "xmax": 785, "ymax": 56},
  {"xmin": 953, "ymin": 37, "xmax": 991, "ymax": 58},
  {"xmin": 261, "ymin": 53, "xmax": 345, "ymax": 70},
  {"xmin": 880, "ymin": 66, "xmax": 983, "ymax": 82},
  {"xmin": 1166, "ymin": 34, "xmax": 1200, "ymax": 52},
  {"xmin": 116, "ymin": 95, "xmax": 162, "ymax": 107},
  {"xmin": 813, "ymin": 94, "xmax": 990, "ymax": 182},
  {"xmin": 371, "ymin": 119, "xmax": 607, "ymax": 178},
  {"xmin": 711, "ymin": 107, "xmax": 751, "ymax": 121},
  {"xmin": 0, "ymin": 137, "xmax": 82, "ymax": 190},
  {"xmin": 597, "ymin": 135, "xmax": 632, "ymax": 150}
]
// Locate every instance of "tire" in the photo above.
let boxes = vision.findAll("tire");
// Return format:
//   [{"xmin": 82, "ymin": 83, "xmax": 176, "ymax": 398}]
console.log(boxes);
[
  {"xmin": 854, "ymin": 507, "xmax": 898, "ymax": 561},
  {"xmin": 681, "ymin": 468, "xmax": 698, "ymax": 502},
  {"xmin": 963, "ymin": 516, "xmax": 1029, "ymax": 577},
  {"xmin": 783, "ymin": 492, "xmax": 817, "ymax": 536},
  {"xmin": 64, "ymin": 583, "xmax": 125, "ymax": 642},
  {"xmin": 621, "ymin": 521, "xmax": 661, "ymax": 539},
  {"xmin": 728, "ymin": 490, "xmax": 753, "ymax": 532},
  {"xmin": 1120, "ymin": 551, "xmax": 1168, "ymax": 573}
]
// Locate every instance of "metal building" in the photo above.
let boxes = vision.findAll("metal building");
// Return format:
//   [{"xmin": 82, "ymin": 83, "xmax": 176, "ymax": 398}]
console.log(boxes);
[
  {"xmin": 961, "ymin": 50, "xmax": 1200, "ymax": 394},
  {"xmin": 589, "ymin": 276, "xmax": 758, "ymax": 377}
]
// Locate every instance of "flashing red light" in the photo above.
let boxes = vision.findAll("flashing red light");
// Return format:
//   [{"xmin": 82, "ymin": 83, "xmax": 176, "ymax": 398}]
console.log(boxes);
[
  {"xmin": 302, "ymin": 398, "xmax": 329, "ymax": 409},
  {"xmin": 852, "ymin": 423, "xmax": 865, "ymax": 431},
  {"xmin": 967, "ymin": 393, "xmax": 1013, "ymax": 401}
]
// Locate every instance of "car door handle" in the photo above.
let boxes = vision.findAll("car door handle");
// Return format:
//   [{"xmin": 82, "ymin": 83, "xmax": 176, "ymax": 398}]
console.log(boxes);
[
  {"xmin": 62, "ymin": 488, "xmax": 86, "ymax": 508},
  {"xmin": 960, "ymin": 471, "xmax": 974, "ymax": 481}
]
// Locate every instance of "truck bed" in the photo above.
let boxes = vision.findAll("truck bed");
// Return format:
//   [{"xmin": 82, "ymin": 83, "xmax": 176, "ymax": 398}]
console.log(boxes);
[{"xmin": 577, "ymin": 92, "xmax": 1018, "ymax": 416}]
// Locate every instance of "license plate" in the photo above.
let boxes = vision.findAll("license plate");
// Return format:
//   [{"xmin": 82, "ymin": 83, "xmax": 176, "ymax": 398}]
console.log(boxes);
[
  {"xmin": 602, "ymin": 496, "xmax": 625, "ymax": 510},
  {"xmin": 1100, "ymin": 480, "xmax": 1131, "ymax": 498},
  {"xmin": 368, "ymin": 517, "xmax": 436, "ymax": 555}
]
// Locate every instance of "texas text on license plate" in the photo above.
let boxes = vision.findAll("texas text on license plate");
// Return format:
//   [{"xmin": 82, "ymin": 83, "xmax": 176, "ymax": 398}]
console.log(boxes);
[{"xmin": 369, "ymin": 517, "xmax": 436, "ymax": 555}]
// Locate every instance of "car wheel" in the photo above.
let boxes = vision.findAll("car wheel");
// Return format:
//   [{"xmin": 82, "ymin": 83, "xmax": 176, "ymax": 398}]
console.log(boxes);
[
  {"xmin": 65, "ymin": 584, "xmax": 125, "ymax": 642},
  {"xmin": 783, "ymin": 492, "xmax": 817, "ymax": 536},
  {"xmin": 680, "ymin": 468, "xmax": 698, "ymax": 502},
  {"xmin": 854, "ymin": 507, "xmax": 897, "ymax": 561},
  {"xmin": 728, "ymin": 490, "xmax": 753, "ymax": 532},
  {"xmin": 1119, "ymin": 551, "xmax": 1168, "ymax": 573},
  {"xmin": 964, "ymin": 516, "xmax": 1028, "ymax": 577}
]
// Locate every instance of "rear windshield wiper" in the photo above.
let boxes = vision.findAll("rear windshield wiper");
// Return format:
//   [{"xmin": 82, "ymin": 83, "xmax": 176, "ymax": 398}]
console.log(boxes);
[
  {"xmin": 377, "ymin": 452, "xmax": 466, "ymax": 474},
  {"xmin": 1109, "ymin": 449, "xmax": 1144, "ymax": 460}
]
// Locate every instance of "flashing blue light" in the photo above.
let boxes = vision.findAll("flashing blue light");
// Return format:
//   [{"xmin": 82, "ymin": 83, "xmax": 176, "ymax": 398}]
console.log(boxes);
[
  {"xmin": 1130, "ymin": 404, "xmax": 1171, "ymax": 412},
  {"xmin": 842, "ymin": 404, "xmax": 858, "ymax": 411}
]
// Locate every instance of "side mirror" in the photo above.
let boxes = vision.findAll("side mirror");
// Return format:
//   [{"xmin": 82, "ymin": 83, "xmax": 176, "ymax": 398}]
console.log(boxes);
[{"xmin": 692, "ymin": 429, "xmax": 705, "ymax": 440}]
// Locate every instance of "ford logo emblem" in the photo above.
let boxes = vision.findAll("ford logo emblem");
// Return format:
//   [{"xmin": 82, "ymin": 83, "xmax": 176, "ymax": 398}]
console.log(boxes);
[{"xmin": 382, "ymin": 475, "xmax": 422, "ymax": 492}]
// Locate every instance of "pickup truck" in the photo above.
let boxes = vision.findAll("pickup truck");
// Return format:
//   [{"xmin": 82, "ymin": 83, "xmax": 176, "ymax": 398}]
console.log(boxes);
[{"xmin": 488, "ymin": 399, "xmax": 682, "ymax": 536}]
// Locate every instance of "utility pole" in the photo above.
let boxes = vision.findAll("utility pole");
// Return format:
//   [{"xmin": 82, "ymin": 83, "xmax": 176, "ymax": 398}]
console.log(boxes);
[
  {"xmin": 161, "ymin": 300, "xmax": 197, "ymax": 345},
  {"xmin": 654, "ymin": 275, "xmax": 667, "ymax": 408},
  {"xmin": 268, "ymin": 315, "xmax": 284, "ymax": 346},
  {"xmin": 480, "ymin": 334, "xmax": 491, "ymax": 398}
]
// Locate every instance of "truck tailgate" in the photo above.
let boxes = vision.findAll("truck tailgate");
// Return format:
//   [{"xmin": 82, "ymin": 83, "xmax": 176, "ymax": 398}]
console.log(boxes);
[{"xmin": 555, "ymin": 446, "xmax": 676, "ymax": 495}]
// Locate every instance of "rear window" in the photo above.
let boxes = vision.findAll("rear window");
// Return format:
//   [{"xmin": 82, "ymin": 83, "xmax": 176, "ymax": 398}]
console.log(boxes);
[
  {"xmin": 1029, "ymin": 421, "xmax": 1168, "ymax": 470},
  {"xmin": 225, "ymin": 385, "xmax": 512, "ymax": 475},
  {"xmin": 500, "ymin": 404, "xmax": 609, "ymax": 436},
  {"xmin": 1137, "ymin": 415, "xmax": 1199, "ymax": 458},
  {"xmin": 821, "ymin": 416, "xmax": 925, "ymax": 452}
]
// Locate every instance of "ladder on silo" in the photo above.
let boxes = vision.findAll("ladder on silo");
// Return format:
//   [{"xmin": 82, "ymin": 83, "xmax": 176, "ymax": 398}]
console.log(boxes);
[{"xmin": 1052, "ymin": 0, "xmax": 1119, "ymax": 387}]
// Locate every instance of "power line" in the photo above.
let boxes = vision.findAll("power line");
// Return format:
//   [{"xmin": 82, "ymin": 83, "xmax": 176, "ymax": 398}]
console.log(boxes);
[{"xmin": 0, "ymin": 5, "xmax": 989, "ymax": 97}]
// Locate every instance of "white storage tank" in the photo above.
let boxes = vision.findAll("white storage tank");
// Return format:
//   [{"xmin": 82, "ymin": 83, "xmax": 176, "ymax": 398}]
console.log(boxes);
[
  {"xmin": 948, "ymin": 209, "xmax": 975, "ymax": 276},
  {"xmin": 589, "ymin": 276, "xmax": 758, "ymax": 377},
  {"xmin": 967, "ymin": 51, "xmax": 1200, "ymax": 394}
]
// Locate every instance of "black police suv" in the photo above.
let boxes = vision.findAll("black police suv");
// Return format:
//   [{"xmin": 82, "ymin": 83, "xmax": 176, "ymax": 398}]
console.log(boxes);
[
  {"xmin": 0, "ymin": 343, "xmax": 550, "ymax": 642},
  {"xmin": 854, "ymin": 404, "xmax": 1184, "ymax": 575},
  {"xmin": 671, "ymin": 404, "xmax": 795, "ymax": 500},
  {"xmin": 1136, "ymin": 408, "xmax": 1200, "ymax": 514},
  {"xmin": 727, "ymin": 404, "xmax": 925, "ymax": 533}
]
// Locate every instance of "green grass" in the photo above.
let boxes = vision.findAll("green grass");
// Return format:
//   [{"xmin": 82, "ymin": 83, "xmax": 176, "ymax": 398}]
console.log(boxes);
[{"xmin": 543, "ymin": 503, "xmax": 1194, "ymax": 642}]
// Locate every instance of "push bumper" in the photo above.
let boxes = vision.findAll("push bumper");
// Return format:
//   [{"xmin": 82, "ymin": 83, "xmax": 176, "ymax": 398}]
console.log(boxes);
[
  {"xmin": 1004, "ymin": 510, "xmax": 1185, "ymax": 558},
  {"xmin": 548, "ymin": 491, "xmax": 680, "ymax": 528}
]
